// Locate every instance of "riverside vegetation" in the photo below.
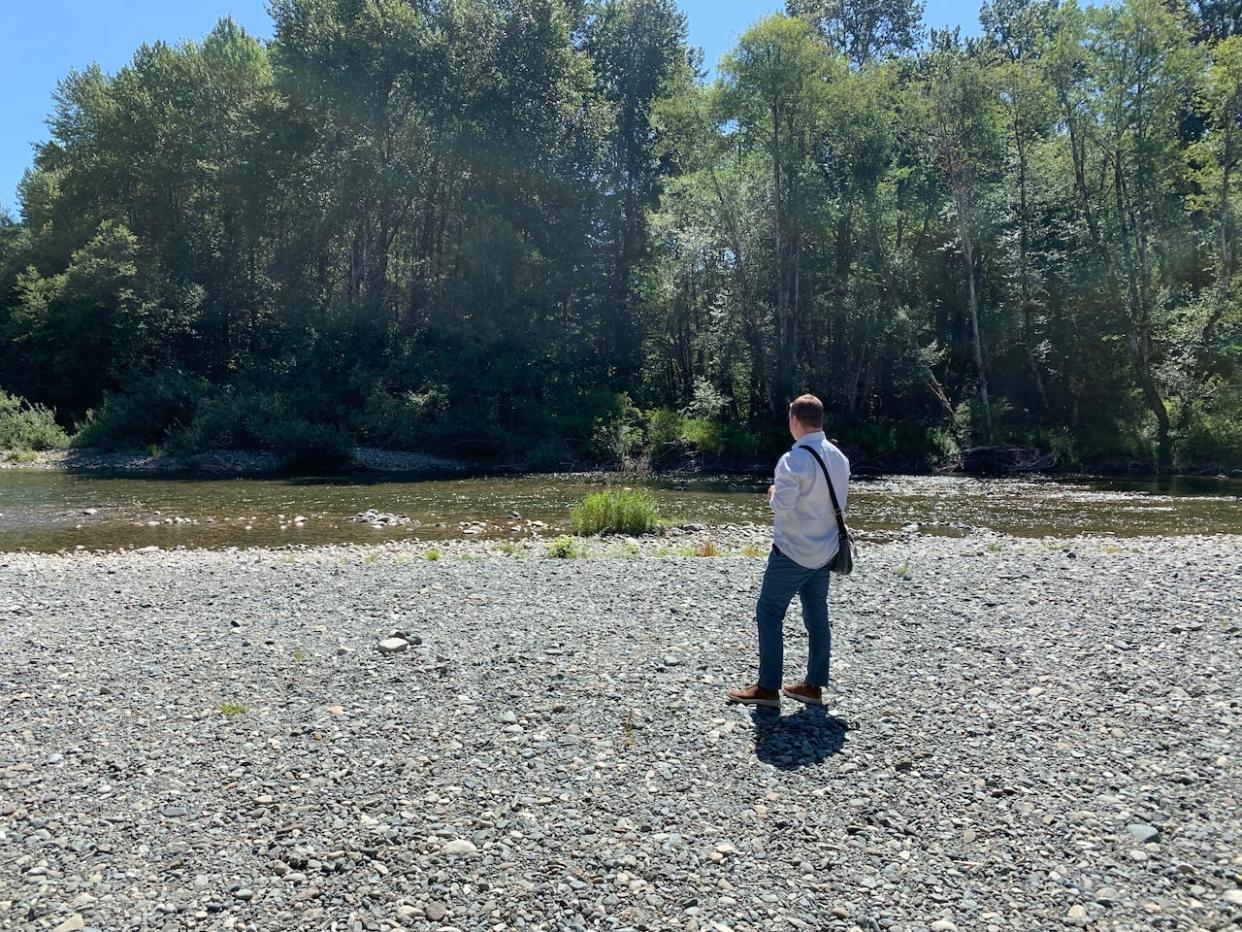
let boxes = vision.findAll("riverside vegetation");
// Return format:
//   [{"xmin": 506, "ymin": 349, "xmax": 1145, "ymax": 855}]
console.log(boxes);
[{"xmin": 0, "ymin": 0, "xmax": 1240, "ymax": 474}]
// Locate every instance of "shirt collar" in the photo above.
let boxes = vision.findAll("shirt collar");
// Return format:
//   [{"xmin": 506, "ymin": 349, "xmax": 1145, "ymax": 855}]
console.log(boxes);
[{"xmin": 793, "ymin": 431, "xmax": 826, "ymax": 449}]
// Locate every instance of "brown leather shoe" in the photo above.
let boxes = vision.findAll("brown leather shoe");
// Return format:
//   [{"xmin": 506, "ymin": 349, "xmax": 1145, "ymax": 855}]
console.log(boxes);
[
  {"xmin": 726, "ymin": 685, "xmax": 781, "ymax": 708},
  {"xmin": 782, "ymin": 683, "xmax": 824, "ymax": 705}
]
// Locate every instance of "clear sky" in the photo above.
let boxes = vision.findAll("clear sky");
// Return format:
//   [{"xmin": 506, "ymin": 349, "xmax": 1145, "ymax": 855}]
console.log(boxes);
[{"xmin": 0, "ymin": 0, "xmax": 984, "ymax": 213}]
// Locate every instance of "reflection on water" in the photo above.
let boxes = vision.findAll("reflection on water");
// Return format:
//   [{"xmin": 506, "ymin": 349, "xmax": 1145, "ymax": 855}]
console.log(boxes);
[{"xmin": 0, "ymin": 470, "xmax": 1238, "ymax": 553}]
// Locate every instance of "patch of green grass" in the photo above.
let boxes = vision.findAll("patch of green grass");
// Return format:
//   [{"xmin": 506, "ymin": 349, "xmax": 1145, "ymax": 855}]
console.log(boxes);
[
  {"xmin": 218, "ymin": 702, "xmax": 247, "ymax": 716},
  {"xmin": 985, "ymin": 542, "xmax": 1004, "ymax": 554},
  {"xmin": 425, "ymin": 547, "xmax": 441, "ymax": 561},
  {"xmin": 621, "ymin": 542, "xmax": 639, "ymax": 557},
  {"xmin": 741, "ymin": 543, "xmax": 765, "ymax": 558},
  {"xmin": 623, "ymin": 710, "xmax": 636, "ymax": 749},
  {"xmin": 292, "ymin": 646, "xmax": 308, "ymax": 663},
  {"xmin": 497, "ymin": 540, "xmax": 520, "ymax": 556},
  {"xmin": 894, "ymin": 560, "xmax": 910, "ymax": 576},
  {"xmin": 570, "ymin": 489, "xmax": 660, "ymax": 536},
  {"xmin": 5, "ymin": 449, "xmax": 39, "ymax": 464},
  {"xmin": 364, "ymin": 552, "xmax": 380, "ymax": 565},
  {"xmin": 546, "ymin": 535, "xmax": 583, "ymax": 559}
]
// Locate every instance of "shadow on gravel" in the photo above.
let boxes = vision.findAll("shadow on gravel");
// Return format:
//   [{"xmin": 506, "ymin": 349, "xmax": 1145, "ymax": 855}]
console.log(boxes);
[{"xmin": 751, "ymin": 706, "xmax": 849, "ymax": 770}]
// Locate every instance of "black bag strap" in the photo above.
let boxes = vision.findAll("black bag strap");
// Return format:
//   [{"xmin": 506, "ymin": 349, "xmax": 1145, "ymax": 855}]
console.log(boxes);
[{"xmin": 798, "ymin": 444, "xmax": 848, "ymax": 540}]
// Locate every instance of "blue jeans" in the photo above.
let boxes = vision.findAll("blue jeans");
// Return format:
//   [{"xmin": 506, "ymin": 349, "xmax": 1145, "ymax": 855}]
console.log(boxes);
[{"xmin": 755, "ymin": 548, "xmax": 831, "ymax": 690}]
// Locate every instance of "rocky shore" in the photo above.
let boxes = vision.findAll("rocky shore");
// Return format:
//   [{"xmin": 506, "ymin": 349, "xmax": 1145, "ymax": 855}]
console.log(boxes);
[
  {"xmin": 1, "ymin": 533, "xmax": 1239, "ymax": 932},
  {"xmin": 0, "ymin": 447, "xmax": 466, "ymax": 475}
]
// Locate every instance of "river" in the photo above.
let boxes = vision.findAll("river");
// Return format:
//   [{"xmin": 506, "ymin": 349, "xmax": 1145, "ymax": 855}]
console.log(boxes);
[{"xmin": 0, "ymin": 470, "xmax": 1238, "ymax": 553}]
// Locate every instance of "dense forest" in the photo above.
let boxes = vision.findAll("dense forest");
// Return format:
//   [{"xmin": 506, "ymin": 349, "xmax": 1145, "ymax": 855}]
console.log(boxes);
[{"xmin": 0, "ymin": 0, "xmax": 1239, "ymax": 472}]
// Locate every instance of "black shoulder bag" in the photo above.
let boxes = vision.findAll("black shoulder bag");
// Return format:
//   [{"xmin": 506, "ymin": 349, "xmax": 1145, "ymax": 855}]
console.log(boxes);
[{"xmin": 798, "ymin": 444, "xmax": 855, "ymax": 575}]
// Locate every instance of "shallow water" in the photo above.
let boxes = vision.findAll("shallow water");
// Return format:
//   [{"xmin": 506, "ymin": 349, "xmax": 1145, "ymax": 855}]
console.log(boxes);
[{"xmin": 0, "ymin": 470, "xmax": 1238, "ymax": 553}]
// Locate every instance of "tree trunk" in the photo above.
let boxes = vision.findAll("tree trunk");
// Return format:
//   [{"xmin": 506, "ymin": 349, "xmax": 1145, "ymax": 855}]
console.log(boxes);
[{"xmin": 954, "ymin": 186, "xmax": 993, "ymax": 443}]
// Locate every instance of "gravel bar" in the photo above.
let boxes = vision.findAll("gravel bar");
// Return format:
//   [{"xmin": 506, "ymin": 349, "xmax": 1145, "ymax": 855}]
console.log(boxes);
[{"xmin": 1, "ymin": 533, "xmax": 1239, "ymax": 932}]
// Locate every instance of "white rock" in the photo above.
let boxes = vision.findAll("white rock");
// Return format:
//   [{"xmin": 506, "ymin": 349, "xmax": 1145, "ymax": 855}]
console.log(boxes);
[
  {"xmin": 441, "ymin": 839, "xmax": 477, "ymax": 856},
  {"xmin": 378, "ymin": 637, "xmax": 409, "ymax": 654}
]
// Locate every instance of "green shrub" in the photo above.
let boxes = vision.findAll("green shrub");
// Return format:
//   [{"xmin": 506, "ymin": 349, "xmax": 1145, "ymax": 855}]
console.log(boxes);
[
  {"xmin": 546, "ymin": 535, "xmax": 582, "ymax": 558},
  {"xmin": 680, "ymin": 419, "xmax": 759, "ymax": 459},
  {"xmin": 570, "ymin": 489, "xmax": 660, "ymax": 536},
  {"xmin": 267, "ymin": 420, "xmax": 355, "ymax": 472},
  {"xmin": 73, "ymin": 372, "xmax": 205, "ymax": 450},
  {"xmin": 589, "ymin": 393, "xmax": 645, "ymax": 467},
  {"xmin": 0, "ymin": 391, "xmax": 69, "ymax": 451},
  {"xmin": 354, "ymin": 383, "xmax": 450, "ymax": 449},
  {"xmin": 645, "ymin": 408, "xmax": 685, "ymax": 449},
  {"xmin": 1175, "ymin": 392, "xmax": 1242, "ymax": 469}
]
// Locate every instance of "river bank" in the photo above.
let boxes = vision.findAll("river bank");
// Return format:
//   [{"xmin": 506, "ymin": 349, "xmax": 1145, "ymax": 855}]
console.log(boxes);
[
  {"xmin": 0, "ymin": 447, "xmax": 468, "ymax": 475},
  {"xmin": 1, "ymin": 533, "xmax": 1239, "ymax": 931},
  {"xmin": 5, "ymin": 445, "xmax": 1240, "ymax": 481}
]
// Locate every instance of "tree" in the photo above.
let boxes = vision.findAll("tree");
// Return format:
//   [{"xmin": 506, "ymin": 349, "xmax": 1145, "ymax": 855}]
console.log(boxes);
[
  {"xmin": 718, "ymin": 15, "xmax": 835, "ymax": 410},
  {"xmin": 787, "ymin": 0, "xmax": 924, "ymax": 67}
]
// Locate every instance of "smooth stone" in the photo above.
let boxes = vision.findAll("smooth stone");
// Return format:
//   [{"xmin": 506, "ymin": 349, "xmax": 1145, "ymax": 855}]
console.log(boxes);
[
  {"xmin": 1066, "ymin": 904, "xmax": 1088, "ymax": 926},
  {"xmin": 1223, "ymin": 889, "xmax": 1242, "ymax": 906},
  {"xmin": 378, "ymin": 638, "xmax": 409, "ymax": 654},
  {"xmin": 930, "ymin": 922, "xmax": 958, "ymax": 932},
  {"xmin": 426, "ymin": 902, "xmax": 448, "ymax": 921},
  {"xmin": 1126, "ymin": 822, "xmax": 1160, "ymax": 844},
  {"xmin": 52, "ymin": 917, "xmax": 86, "ymax": 932},
  {"xmin": 441, "ymin": 839, "xmax": 477, "ymax": 856}
]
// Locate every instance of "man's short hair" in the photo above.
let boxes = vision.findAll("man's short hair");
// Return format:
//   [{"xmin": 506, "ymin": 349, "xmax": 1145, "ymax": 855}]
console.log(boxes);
[{"xmin": 789, "ymin": 394, "xmax": 824, "ymax": 429}]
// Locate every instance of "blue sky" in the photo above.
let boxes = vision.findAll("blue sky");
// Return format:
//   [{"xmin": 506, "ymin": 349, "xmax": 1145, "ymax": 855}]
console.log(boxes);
[{"xmin": 0, "ymin": 0, "xmax": 984, "ymax": 213}]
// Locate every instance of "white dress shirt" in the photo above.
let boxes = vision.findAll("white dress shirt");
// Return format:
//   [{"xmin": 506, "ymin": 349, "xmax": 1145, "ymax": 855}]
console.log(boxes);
[{"xmin": 770, "ymin": 430, "xmax": 851, "ymax": 569}]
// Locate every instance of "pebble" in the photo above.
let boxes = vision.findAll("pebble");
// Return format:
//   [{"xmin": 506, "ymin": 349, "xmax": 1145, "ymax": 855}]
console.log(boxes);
[
  {"xmin": 377, "ymin": 637, "xmax": 409, "ymax": 654},
  {"xmin": 1126, "ymin": 822, "xmax": 1160, "ymax": 843},
  {"xmin": 425, "ymin": 902, "xmax": 448, "ymax": 921},
  {"xmin": 440, "ymin": 839, "xmax": 477, "ymax": 856}
]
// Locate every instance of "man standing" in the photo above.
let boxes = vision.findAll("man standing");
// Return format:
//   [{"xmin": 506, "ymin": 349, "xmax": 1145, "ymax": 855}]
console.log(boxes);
[{"xmin": 727, "ymin": 394, "xmax": 850, "ymax": 708}]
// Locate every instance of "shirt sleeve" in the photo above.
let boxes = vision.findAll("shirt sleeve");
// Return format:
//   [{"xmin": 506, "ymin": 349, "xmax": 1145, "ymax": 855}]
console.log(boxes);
[{"xmin": 769, "ymin": 452, "xmax": 803, "ymax": 517}]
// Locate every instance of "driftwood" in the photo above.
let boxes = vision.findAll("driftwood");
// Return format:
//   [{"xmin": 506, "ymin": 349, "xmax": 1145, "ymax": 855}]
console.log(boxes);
[{"xmin": 962, "ymin": 445, "xmax": 1057, "ymax": 475}]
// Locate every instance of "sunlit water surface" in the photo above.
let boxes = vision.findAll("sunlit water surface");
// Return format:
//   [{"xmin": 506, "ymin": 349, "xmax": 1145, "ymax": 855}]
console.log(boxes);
[{"xmin": 0, "ymin": 470, "xmax": 1238, "ymax": 553}]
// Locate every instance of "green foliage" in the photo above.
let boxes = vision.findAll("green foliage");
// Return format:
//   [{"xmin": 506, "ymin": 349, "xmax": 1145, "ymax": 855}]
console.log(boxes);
[
  {"xmin": 546, "ymin": 535, "xmax": 583, "ymax": 558},
  {"xmin": 0, "ymin": 391, "xmax": 69, "ymax": 451},
  {"xmin": 0, "ymin": 0, "xmax": 1237, "ymax": 474},
  {"xmin": 645, "ymin": 407, "xmax": 685, "ymax": 448},
  {"xmin": 218, "ymin": 702, "xmax": 247, "ymax": 716},
  {"xmin": 570, "ymin": 489, "xmax": 661, "ymax": 536},
  {"xmin": 425, "ymin": 548, "xmax": 441, "ymax": 561},
  {"xmin": 74, "ymin": 372, "xmax": 206, "ymax": 450}
]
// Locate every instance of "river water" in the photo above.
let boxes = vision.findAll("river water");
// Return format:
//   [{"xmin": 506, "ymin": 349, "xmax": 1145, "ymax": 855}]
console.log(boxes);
[{"xmin": 0, "ymin": 470, "xmax": 1238, "ymax": 553}]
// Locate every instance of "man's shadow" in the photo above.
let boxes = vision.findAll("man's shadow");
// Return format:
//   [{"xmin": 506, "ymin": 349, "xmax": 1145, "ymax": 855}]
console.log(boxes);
[{"xmin": 751, "ymin": 705, "xmax": 850, "ymax": 770}]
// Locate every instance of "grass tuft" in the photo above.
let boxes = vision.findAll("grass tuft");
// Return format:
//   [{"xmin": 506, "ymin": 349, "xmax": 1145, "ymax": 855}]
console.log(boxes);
[
  {"xmin": 425, "ymin": 548, "xmax": 441, "ymax": 561},
  {"xmin": 219, "ymin": 702, "xmax": 247, "ymax": 716},
  {"xmin": 570, "ymin": 489, "xmax": 660, "ymax": 536},
  {"xmin": 695, "ymin": 538, "xmax": 720, "ymax": 557},
  {"xmin": 546, "ymin": 535, "xmax": 582, "ymax": 559}
]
